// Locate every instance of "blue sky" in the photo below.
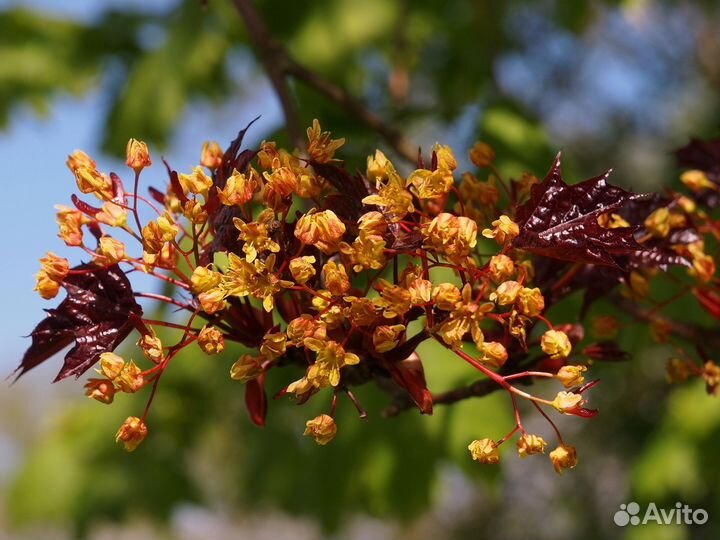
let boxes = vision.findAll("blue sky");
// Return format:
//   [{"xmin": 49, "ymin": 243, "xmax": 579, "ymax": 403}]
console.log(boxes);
[{"xmin": 0, "ymin": 0, "xmax": 283, "ymax": 373}]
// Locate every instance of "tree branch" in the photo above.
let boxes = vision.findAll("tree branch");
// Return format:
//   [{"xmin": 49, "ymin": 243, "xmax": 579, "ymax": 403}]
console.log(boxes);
[
  {"xmin": 230, "ymin": 0, "xmax": 417, "ymax": 163},
  {"xmin": 231, "ymin": 0, "xmax": 305, "ymax": 152},
  {"xmin": 383, "ymin": 377, "xmax": 500, "ymax": 417}
]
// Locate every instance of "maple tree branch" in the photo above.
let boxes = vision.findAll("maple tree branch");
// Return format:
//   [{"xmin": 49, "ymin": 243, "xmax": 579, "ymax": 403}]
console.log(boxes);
[
  {"xmin": 231, "ymin": 0, "xmax": 305, "ymax": 152},
  {"xmin": 611, "ymin": 294, "xmax": 720, "ymax": 349},
  {"xmin": 383, "ymin": 378, "xmax": 500, "ymax": 417},
  {"xmin": 230, "ymin": 0, "xmax": 417, "ymax": 163}
]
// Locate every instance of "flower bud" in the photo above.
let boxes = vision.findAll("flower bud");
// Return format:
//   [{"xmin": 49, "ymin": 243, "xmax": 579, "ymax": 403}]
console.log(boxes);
[
  {"xmin": 294, "ymin": 209, "xmax": 346, "ymax": 254},
  {"xmin": 98, "ymin": 352, "xmax": 125, "ymax": 379},
  {"xmin": 197, "ymin": 325, "xmax": 225, "ymax": 355},
  {"xmin": 644, "ymin": 207, "xmax": 670, "ymax": 238},
  {"xmin": 260, "ymin": 332, "xmax": 287, "ymax": 360},
  {"xmin": 373, "ymin": 324, "xmax": 406, "ymax": 353},
  {"xmin": 114, "ymin": 360, "xmax": 144, "ymax": 393},
  {"xmin": 115, "ymin": 416, "xmax": 148, "ymax": 452},
  {"xmin": 230, "ymin": 354, "xmax": 264, "ymax": 383},
  {"xmin": 126, "ymin": 139, "xmax": 152, "ymax": 171},
  {"xmin": 541, "ymin": 330, "xmax": 572, "ymax": 360},
  {"xmin": 469, "ymin": 141, "xmax": 495, "ymax": 168},
  {"xmin": 549, "ymin": 444, "xmax": 577, "ymax": 474},
  {"xmin": 84, "ymin": 378, "xmax": 116, "ymax": 404},
  {"xmin": 289, "ymin": 256, "xmax": 317, "ymax": 284},
  {"xmin": 304, "ymin": 414, "xmax": 337, "ymax": 445},
  {"xmin": 138, "ymin": 331, "xmax": 164, "ymax": 363},
  {"xmin": 322, "ymin": 261, "xmax": 350, "ymax": 296},
  {"xmin": 680, "ymin": 170, "xmax": 715, "ymax": 192},
  {"xmin": 555, "ymin": 365, "xmax": 586, "ymax": 388},
  {"xmin": 468, "ymin": 438, "xmax": 500, "ymax": 464},
  {"xmin": 517, "ymin": 287, "xmax": 545, "ymax": 317},
  {"xmin": 432, "ymin": 283, "xmax": 461, "ymax": 311},
  {"xmin": 517, "ymin": 433, "xmax": 547, "ymax": 457},
  {"xmin": 200, "ymin": 140, "xmax": 223, "ymax": 169},
  {"xmin": 551, "ymin": 391, "xmax": 583, "ymax": 413},
  {"xmin": 488, "ymin": 254, "xmax": 515, "ymax": 283},
  {"xmin": 97, "ymin": 236, "xmax": 127, "ymax": 264},
  {"xmin": 191, "ymin": 266, "xmax": 222, "ymax": 294},
  {"xmin": 66, "ymin": 149, "xmax": 96, "ymax": 174},
  {"xmin": 666, "ymin": 358, "xmax": 690, "ymax": 383},
  {"xmin": 198, "ymin": 288, "xmax": 227, "ymax": 314},
  {"xmin": 491, "ymin": 280, "xmax": 522, "ymax": 305},
  {"xmin": 480, "ymin": 341, "xmax": 507, "ymax": 368}
]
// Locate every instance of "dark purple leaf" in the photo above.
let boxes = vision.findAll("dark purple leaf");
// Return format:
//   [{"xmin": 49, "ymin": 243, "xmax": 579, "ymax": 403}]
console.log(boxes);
[
  {"xmin": 674, "ymin": 138, "xmax": 720, "ymax": 180},
  {"xmin": 514, "ymin": 154, "xmax": 647, "ymax": 269},
  {"xmin": 17, "ymin": 264, "xmax": 142, "ymax": 382},
  {"xmin": 311, "ymin": 161, "xmax": 370, "ymax": 221}
]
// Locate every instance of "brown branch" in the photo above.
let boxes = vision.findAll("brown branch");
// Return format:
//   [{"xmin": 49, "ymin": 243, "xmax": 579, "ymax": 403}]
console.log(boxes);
[
  {"xmin": 230, "ymin": 0, "xmax": 417, "ymax": 164},
  {"xmin": 231, "ymin": 0, "xmax": 305, "ymax": 151},
  {"xmin": 383, "ymin": 378, "xmax": 500, "ymax": 417},
  {"xmin": 612, "ymin": 294, "xmax": 720, "ymax": 349}
]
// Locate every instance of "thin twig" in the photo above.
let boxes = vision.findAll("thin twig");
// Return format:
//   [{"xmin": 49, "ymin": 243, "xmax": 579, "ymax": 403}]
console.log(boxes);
[
  {"xmin": 231, "ymin": 0, "xmax": 305, "ymax": 151},
  {"xmin": 384, "ymin": 378, "xmax": 500, "ymax": 417},
  {"xmin": 230, "ymin": 0, "xmax": 417, "ymax": 164}
]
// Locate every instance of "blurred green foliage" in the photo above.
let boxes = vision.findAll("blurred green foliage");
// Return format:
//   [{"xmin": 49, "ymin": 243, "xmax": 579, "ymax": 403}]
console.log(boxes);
[{"xmin": 3, "ymin": 0, "xmax": 720, "ymax": 538}]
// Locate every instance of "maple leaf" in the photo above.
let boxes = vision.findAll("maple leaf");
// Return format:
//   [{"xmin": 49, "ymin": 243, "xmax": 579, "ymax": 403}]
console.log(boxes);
[
  {"xmin": 513, "ymin": 154, "xmax": 646, "ymax": 269},
  {"xmin": 17, "ymin": 264, "xmax": 142, "ymax": 382}
]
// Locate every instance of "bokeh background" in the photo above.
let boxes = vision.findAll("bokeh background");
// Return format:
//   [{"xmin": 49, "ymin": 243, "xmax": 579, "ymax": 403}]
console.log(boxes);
[{"xmin": 1, "ymin": 0, "xmax": 719, "ymax": 539}]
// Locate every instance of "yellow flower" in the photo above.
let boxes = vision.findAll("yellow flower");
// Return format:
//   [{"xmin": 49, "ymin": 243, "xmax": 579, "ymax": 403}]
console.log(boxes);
[
  {"xmin": 84, "ymin": 378, "xmax": 115, "ymax": 404},
  {"xmin": 286, "ymin": 315, "xmax": 327, "ymax": 346},
  {"xmin": 289, "ymin": 256, "xmax": 317, "ymax": 284},
  {"xmin": 218, "ymin": 168, "xmax": 259, "ymax": 206},
  {"xmin": 517, "ymin": 433, "xmax": 547, "ymax": 457},
  {"xmin": 197, "ymin": 325, "xmax": 225, "ymax": 355},
  {"xmin": 305, "ymin": 339, "xmax": 360, "ymax": 388},
  {"xmin": 97, "ymin": 236, "xmax": 127, "ymax": 264},
  {"xmin": 488, "ymin": 254, "xmax": 515, "ymax": 283},
  {"xmin": 367, "ymin": 149, "xmax": 391, "ymax": 182},
  {"xmin": 345, "ymin": 297, "xmax": 380, "ymax": 327},
  {"xmin": 423, "ymin": 213, "xmax": 478, "ymax": 260},
  {"xmin": 540, "ymin": 330, "xmax": 572, "ymax": 360},
  {"xmin": 551, "ymin": 391, "xmax": 583, "ymax": 413},
  {"xmin": 358, "ymin": 211, "xmax": 388, "ymax": 236},
  {"xmin": 680, "ymin": 170, "xmax": 715, "ymax": 192},
  {"xmin": 362, "ymin": 164, "xmax": 415, "ymax": 223},
  {"xmin": 374, "ymin": 280, "xmax": 412, "ymax": 319},
  {"xmin": 644, "ymin": 207, "xmax": 670, "ymax": 238},
  {"xmin": 178, "ymin": 166, "xmax": 213, "ymax": 198},
  {"xmin": 260, "ymin": 332, "xmax": 287, "ymax": 360},
  {"xmin": 126, "ymin": 138, "xmax": 151, "ymax": 171},
  {"xmin": 688, "ymin": 242, "xmax": 716, "ymax": 282},
  {"xmin": 434, "ymin": 143, "xmax": 458, "ymax": 171},
  {"xmin": 482, "ymin": 215, "xmax": 519, "ymax": 246},
  {"xmin": 233, "ymin": 216, "xmax": 280, "ymax": 262},
  {"xmin": 490, "ymin": 280, "xmax": 522, "ymax": 305},
  {"xmin": 56, "ymin": 205, "xmax": 87, "ymax": 247},
  {"xmin": 74, "ymin": 166, "xmax": 114, "ymax": 200},
  {"xmin": 115, "ymin": 416, "xmax": 148, "ymax": 452},
  {"xmin": 303, "ymin": 414, "xmax": 337, "ymax": 445},
  {"xmin": 294, "ymin": 209, "xmax": 346, "ymax": 254},
  {"xmin": 200, "ymin": 140, "xmax": 223, "ymax": 169},
  {"xmin": 432, "ymin": 283, "xmax": 461, "ymax": 311},
  {"xmin": 230, "ymin": 354, "xmax": 265, "ymax": 383},
  {"xmin": 407, "ymin": 168, "xmax": 454, "ymax": 200},
  {"xmin": 703, "ymin": 360, "xmax": 720, "ymax": 394},
  {"xmin": 468, "ymin": 141, "xmax": 495, "ymax": 168},
  {"xmin": 38, "ymin": 252, "xmax": 69, "ymax": 282},
  {"xmin": 373, "ymin": 324, "xmax": 406, "ymax": 353},
  {"xmin": 190, "ymin": 265, "xmax": 222, "ymax": 294},
  {"xmin": 322, "ymin": 261, "xmax": 350, "ymax": 296},
  {"xmin": 549, "ymin": 444, "xmax": 578, "ymax": 474},
  {"xmin": 408, "ymin": 278, "xmax": 432, "ymax": 305},
  {"xmin": 114, "ymin": 360, "xmax": 144, "ymax": 393},
  {"xmin": 516, "ymin": 287, "xmax": 545, "ymax": 317},
  {"xmin": 66, "ymin": 149, "xmax": 96, "ymax": 173},
  {"xmin": 339, "ymin": 233, "xmax": 386, "ymax": 272},
  {"xmin": 468, "ymin": 438, "xmax": 500, "ymax": 464},
  {"xmin": 98, "ymin": 352, "xmax": 125, "ymax": 379},
  {"xmin": 480, "ymin": 341, "xmax": 508, "ymax": 369},
  {"xmin": 307, "ymin": 119, "xmax": 345, "ymax": 163},
  {"xmin": 138, "ymin": 330, "xmax": 164, "ymax": 363},
  {"xmin": 555, "ymin": 365, "xmax": 586, "ymax": 388},
  {"xmin": 96, "ymin": 202, "xmax": 127, "ymax": 227}
]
